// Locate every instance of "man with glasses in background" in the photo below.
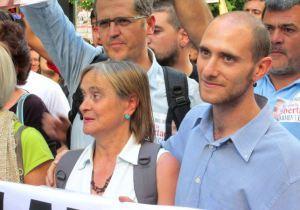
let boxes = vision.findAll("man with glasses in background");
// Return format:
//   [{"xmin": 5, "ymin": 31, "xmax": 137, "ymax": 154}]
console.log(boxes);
[{"xmin": 19, "ymin": 0, "xmax": 210, "ymax": 149}]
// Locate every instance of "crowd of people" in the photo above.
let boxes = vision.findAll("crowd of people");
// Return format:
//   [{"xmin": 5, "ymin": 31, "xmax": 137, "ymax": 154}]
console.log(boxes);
[{"xmin": 0, "ymin": 0, "xmax": 299, "ymax": 209}]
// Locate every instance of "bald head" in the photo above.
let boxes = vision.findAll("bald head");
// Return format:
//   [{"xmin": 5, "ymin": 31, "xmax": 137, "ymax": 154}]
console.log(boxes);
[{"xmin": 205, "ymin": 11, "xmax": 270, "ymax": 62}]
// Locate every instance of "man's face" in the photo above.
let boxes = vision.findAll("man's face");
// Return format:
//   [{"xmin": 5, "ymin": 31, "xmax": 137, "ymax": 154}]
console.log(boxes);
[
  {"xmin": 148, "ymin": 11, "xmax": 179, "ymax": 66},
  {"xmin": 243, "ymin": 0, "xmax": 265, "ymax": 19},
  {"xmin": 96, "ymin": 0, "xmax": 151, "ymax": 62},
  {"xmin": 197, "ymin": 19, "xmax": 256, "ymax": 105},
  {"xmin": 263, "ymin": 5, "xmax": 300, "ymax": 75}
]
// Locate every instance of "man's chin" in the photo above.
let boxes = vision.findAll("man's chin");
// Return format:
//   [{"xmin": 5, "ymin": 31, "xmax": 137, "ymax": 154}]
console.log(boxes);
[
  {"xmin": 269, "ymin": 67, "xmax": 295, "ymax": 76},
  {"xmin": 107, "ymin": 52, "xmax": 127, "ymax": 61}
]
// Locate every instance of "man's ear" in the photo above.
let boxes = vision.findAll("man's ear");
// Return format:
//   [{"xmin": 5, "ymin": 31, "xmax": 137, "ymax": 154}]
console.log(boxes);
[
  {"xmin": 252, "ymin": 56, "xmax": 272, "ymax": 82},
  {"xmin": 178, "ymin": 28, "xmax": 190, "ymax": 48},
  {"xmin": 146, "ymin": 15, "xmax": 155, "ymax": 35}
]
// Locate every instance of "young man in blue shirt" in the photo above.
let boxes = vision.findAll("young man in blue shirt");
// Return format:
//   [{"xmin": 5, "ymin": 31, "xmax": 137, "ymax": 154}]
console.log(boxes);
[{"xmin": 163, "ymin": 1, "xmax": 300, "ymax": 209}]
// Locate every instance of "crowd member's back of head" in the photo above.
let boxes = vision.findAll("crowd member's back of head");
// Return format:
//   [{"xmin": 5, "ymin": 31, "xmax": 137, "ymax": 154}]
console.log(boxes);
[
  {"xmin": 0, "ymin": 19, "xmax": 30, "ymax": 85},
  {"xmin": 0, "ymin": 42, "xmax": 16, "ymax": 109}
]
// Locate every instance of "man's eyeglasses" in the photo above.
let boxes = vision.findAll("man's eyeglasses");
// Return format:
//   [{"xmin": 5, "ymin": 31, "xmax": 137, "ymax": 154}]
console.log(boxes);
[{"xmin": 96, "ymin": 16, "xmax": 147, "ymax": 29}]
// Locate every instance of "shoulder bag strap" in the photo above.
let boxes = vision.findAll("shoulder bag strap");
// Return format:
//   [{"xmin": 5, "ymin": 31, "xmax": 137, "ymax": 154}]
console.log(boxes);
[
  {"xmin": 16, "ymin": 93, "xmax": 31, "ymax": 125},
  {"xmin": 134, "ymin": 141, "xmax": 161, "ymax": 204},
  {"xmin": 56, "ymin": 149, "xmax": 84, "ymax": 189},
  {"xmin": 162, "ymin": 66, "xmax": 191, "ymax": 139}
]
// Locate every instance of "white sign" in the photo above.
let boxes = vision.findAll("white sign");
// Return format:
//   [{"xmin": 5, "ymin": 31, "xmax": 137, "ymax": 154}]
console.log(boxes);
[
  {"xmin": 273, "ymin": 97, "xmax": 300, "ymax": 123},
  {"xmin": 0, "ymin": 181, "xmax": 198, "ymax": 210}
]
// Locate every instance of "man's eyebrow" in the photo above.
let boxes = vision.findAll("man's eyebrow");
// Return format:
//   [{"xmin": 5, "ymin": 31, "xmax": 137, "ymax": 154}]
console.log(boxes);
[
  {"xmin": 198, "ymin": 45, "xmax": 209, "ymax": 51},
  {"xmin": 220, "ymin": 51, "xmax": 240, "ymax": 60},
  {"xmin": 281, "ymin": 23, "xmax": 297, "ymax": 28}
]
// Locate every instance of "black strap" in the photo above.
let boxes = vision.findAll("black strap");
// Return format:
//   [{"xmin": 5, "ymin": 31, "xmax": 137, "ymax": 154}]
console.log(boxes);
[
  {"xmin": 56, "ymin": 149, "xmax": 84, "ymax": 189},
  {"xmin": 134, "ymin": 141, "xmax": 160, "ymax": 204},
  {"xmin": 163, "ymin": 66, "xmax": 191, "ymax": 140}
]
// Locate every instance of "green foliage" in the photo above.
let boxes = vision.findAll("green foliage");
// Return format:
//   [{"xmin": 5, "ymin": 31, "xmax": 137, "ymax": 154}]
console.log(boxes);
[
  {"xmin": 209, "ymin": 0, "xmax": 245, "ymax": 17},
  {"xmin": 70, "ymin": 0, "xmax": 245, "ymax": 16},
  {"xmin": 69, "ymin": 0, "xmax": 94, "ymax": 10}
]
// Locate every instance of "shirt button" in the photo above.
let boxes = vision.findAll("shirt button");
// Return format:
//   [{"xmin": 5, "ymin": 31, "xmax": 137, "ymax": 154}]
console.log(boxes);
[
  {"xmin": 195, "ymin": 177, "xmax": 201, "ymax": 184},
  {"xmin": 208, "ymin": 145, "xmax": 214, "ymax": 150}
]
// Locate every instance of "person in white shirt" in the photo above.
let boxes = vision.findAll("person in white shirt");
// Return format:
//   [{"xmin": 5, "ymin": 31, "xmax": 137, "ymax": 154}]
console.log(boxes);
[
  {"xmin": 54, "ymin": 61, "xmax": 179, "ymax": 204},
  {"xmin": 19, "ymin": 70, "xmax": 70, "ymax": 118}
]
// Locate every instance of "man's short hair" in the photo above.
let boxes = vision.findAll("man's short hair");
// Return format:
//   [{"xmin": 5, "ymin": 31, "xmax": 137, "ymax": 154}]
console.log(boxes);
[
  {"xmin": 94, "ymin": 0, "xmax": 153, "ymax": 17},
  {"xmin": 153, "ymin": 0, "xmax": 181, "ymax": 30},
  {"xmin": 218, "ymin": 12, "xmax": 270, "ymax": 62},
  {"xmin": 134, "ymin": 0, "xmax": 153, "ymax": 16},
  {"xmin": 265, "ymin": 0, "xmax": 300, "ymax": 10}
]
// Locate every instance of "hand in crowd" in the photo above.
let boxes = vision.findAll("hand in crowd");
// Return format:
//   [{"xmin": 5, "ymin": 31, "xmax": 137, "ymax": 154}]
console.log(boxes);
[
  {"xmin": 119, "ymin": 196, "xmax": 134, "ymax": 203},
  {"xmin": 42, "ymin": 113, "xmax": 70, "ymax": 145},
  {"xmin": 45, "ymin": 149, "xmax": 69, "ymax": 187}
]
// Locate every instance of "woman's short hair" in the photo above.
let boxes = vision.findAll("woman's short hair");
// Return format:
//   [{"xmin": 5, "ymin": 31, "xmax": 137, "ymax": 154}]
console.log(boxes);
[
  {"xmin": 0, "ymin": 42, "xmax": 16, "ymax": 109},
  {"xmin": 80, "ymin": 60, "xmax": 155, "ymax": 143}
]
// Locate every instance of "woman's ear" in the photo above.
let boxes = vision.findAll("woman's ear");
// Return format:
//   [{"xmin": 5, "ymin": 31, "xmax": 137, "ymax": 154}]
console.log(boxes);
[{"xmin": 125, "ymin": 94, "xmax": 139, "ymax": 116}]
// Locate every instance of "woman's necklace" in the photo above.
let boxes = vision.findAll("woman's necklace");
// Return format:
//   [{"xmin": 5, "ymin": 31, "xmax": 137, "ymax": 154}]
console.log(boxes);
[{"xmin": 90, "ymin": 170, "xmax": 112, "ymax": 194}]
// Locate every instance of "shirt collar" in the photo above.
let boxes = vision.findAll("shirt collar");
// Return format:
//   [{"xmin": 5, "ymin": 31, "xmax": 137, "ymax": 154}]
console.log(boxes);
[
  {"xmin": 118, "ymin": 134, "xmax": 141, "ymax": 165},
  {"xmin": 230, "ymin": 95, "xmax": 274, "ymax": 162},
  {"xmin": 78, "ymin": 142, "xmax": 95, "ymax": 170},
  {"xmin": 193, "ymin": 95, "xmax": 274, "ymax": 162},
  {"xmin": 77, "ymin": 134, "xmax": 140, "ymax": 170}
]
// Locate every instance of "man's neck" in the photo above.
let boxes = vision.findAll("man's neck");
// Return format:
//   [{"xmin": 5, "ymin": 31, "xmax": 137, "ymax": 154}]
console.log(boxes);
[
  {"xmin": 134, "ymin": 49, "xmax": 153, "ymax": 71},
  {"xmin": 212, "ymin": 90, "xmax": 261, "ymax": 140},
  {"xmin": 269, "ymin": 72, "xmax": 300, "ymax": 91},
  {"xmin": 173, "ymin": 50, "xmax": 193, "ymax": 76}
]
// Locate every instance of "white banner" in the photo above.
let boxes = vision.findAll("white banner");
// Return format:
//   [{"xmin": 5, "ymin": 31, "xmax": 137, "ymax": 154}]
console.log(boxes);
[{"xmin": 0, "ymin": 181, "xmax": 198, "ymax": 210}]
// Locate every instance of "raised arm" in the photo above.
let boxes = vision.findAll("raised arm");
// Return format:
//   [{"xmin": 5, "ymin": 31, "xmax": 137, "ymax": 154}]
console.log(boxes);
[
  {"xmin": 173, "ymin": 0, "xmax": 213, "ymax": 47},
  {"xmin": 23, "ymin": 17, "xmax": 53, "ymax": 62},
  {"xmin": 21, "ymin": 0, "xmax": 102, "ymax": 94}
]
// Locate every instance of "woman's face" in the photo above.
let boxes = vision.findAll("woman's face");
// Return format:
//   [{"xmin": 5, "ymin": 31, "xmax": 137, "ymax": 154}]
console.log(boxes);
[{"xmin": 79, "ymin": 70, "xmax": 131, "ymax": 137}]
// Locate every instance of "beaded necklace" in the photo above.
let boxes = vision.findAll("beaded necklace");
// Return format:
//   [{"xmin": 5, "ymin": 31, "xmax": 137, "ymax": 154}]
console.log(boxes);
[{"xmin": 90, "ymin": 170, "xmax": 112, "ymax": 194}]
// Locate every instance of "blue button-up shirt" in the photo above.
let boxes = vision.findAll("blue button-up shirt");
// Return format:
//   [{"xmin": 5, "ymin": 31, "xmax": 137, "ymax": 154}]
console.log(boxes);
[
  {"xmin": 255, "ymin": 75, "xmax": 300, "ymax": 139},
  {"xmin": 163, "ymin": 95, "xmax": 300, "ymax": 210}
]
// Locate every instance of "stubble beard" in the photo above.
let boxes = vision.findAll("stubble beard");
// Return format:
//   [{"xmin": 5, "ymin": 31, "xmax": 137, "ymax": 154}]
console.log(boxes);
[{"xmin": 156, "ymin": 47, "xmax": 180, "ymax": 67}]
